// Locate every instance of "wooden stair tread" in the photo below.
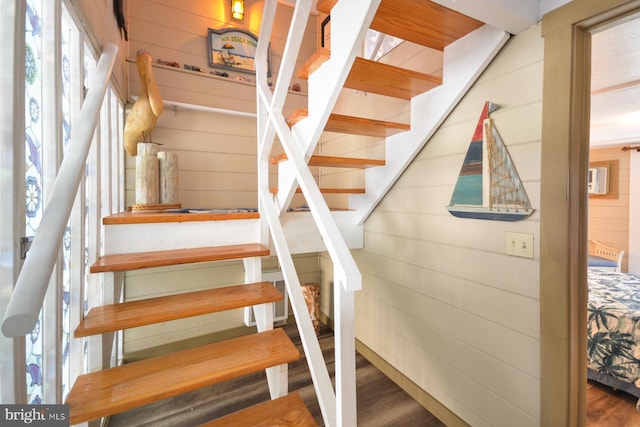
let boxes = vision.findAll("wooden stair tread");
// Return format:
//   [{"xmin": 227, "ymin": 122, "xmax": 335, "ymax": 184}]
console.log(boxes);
[
  {"xmin": 199, "ymin": 393, "xmax": 317, "ymax": 427},
  {"xmin": 297, "ymin": 48, "xmax": 441, "ymax": 100},
  {"xmin": 271, "ymin": 187, "xmax": 365, "ymax": 194},
  {"xmin": 75, "ymin": 282, "xmax": 282, "ymax": 338},
  {"xmin": 349, "ymin": 56, "xmax": 441, "ymax": 99},
  {"xmin": 316, "ymin": 0, "xmax": 483, "ymax": 51},
  {"xmin": 90, "ymin": 243, "xmax": 269, "ymax": 273},
  {"xmin": 296, "ymin": 49, "xmax": 330, "ymax": 80},
  {"xmin": 103, "ymin": 210, "xmax": 259, "ymax": 225},
  {"xmin": 66, "ymin": 328, "xmax": 299, "ymax": 425},
  {"xmin": 271, "ymin": 153, "xmax": 385, "ymax": 169},
  {"xmin": 287, "ymin": 109, "xmax": 409, "ymax": 137}
]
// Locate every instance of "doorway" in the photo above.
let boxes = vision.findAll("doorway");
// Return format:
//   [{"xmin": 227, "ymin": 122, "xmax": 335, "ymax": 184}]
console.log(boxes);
[
  {"xmin": 540, "ymin": 0, "xmax": 640, "ymax": 425},
  {"xmin": 586, "ymin": 14, "xmax": 640, "ymax": 424}
]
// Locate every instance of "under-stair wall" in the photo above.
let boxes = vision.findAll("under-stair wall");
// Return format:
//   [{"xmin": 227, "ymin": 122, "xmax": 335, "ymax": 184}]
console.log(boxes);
[{"xmin": 346, "ymin": 25, "xmax": 544, "ymax": 426}]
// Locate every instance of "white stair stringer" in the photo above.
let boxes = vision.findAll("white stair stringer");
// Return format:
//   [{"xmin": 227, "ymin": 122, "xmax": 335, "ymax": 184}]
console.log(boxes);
[
  {"xmin": 349, "ymin": 25, "xmax": 510, "ymax": 225},
  {"xmin": 275, "ymin": 0, "xmax": 382, "ymax": 215}
]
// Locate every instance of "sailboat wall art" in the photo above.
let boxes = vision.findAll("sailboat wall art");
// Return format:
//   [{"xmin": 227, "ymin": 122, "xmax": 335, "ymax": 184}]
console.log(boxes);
[{"xmin": 447, "ymin": 102, "xmax": 534, "ymax": 221}]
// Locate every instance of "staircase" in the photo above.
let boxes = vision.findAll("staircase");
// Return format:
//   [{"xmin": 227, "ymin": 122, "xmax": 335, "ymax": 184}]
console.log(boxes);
[
  {"xmin": 57, "ymin": 1, "xmax": 512, "ymax": 426},
  {"xmin": 64, "ymin": 210, "xmax": 318, "ymax": 425},
  {"xmin": 271, "ymin": 0, "xmax": 509, "ymax": 223}
]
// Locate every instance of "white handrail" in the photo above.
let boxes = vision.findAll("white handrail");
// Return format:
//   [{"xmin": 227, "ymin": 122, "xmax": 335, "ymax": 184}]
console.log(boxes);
[{"xmin": 2, "ymin": 43, "xmax": 118, "ymax": 337}]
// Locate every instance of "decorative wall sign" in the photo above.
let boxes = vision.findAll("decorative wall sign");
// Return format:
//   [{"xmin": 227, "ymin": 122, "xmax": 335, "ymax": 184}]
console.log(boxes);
[
  {"xmin": 447, "ymin": 102, "xmax": 534, "ymax": 221},
  {"xmin": 207, "ymin": 28, "xmax": 270, "ymax": 76}
]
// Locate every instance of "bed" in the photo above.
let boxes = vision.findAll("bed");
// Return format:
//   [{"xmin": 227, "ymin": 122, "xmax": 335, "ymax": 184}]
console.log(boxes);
[
  {"xmin": 588, "ymin": 237, "xmax": 624, "ymax": 272},
  {"xmin": 587, "ymin": 267, "xmax": 640, "ymax": 409}
]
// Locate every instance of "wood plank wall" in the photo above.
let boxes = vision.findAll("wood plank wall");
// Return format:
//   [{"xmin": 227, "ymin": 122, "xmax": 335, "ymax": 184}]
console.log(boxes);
[
  {"xmin": 323, "ymin": 26, "xmax": 544, "ymax": 426},
  {"xmin": 588, "ymin": 145, "xmax": 631, "ymax": 272},
  {"xmin": 125, "ymin": 0, "xmax": 315, "ymax": 209}
]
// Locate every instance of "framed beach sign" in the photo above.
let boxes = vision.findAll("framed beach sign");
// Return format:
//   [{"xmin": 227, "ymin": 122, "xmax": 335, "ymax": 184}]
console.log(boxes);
[{"xmin": 207, "ymin": 28, "xmax": 271, "ymax": 76}]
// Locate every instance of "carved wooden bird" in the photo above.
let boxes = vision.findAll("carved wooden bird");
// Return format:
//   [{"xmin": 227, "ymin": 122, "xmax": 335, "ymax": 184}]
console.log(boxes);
[{"xmin": 124, "ymin": 50, "xmax": 163, "ymax": 156}]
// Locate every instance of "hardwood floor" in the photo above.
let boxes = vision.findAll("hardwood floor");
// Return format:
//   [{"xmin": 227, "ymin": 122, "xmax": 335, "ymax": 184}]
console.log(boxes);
[
  {"xmin": 108, "ymin": 323, "xmax": 443, "ymax": 426},
  {"xmin": 587, "ymin": 381, "xmax": 640, "ymax": 426}
]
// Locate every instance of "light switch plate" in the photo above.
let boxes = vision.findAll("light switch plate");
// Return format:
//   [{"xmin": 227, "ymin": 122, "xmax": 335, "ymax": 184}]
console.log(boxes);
[{"xmin": 506, "ymin": 232, "xmax": 534, "ymax": 258}]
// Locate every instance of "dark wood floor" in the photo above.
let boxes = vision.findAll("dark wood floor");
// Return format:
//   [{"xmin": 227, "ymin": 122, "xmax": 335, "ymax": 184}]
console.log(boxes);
[
  {"xmin": 108, "ymin": 323, "xmax": 443, "ymax": 426},
  {"xmin": 587, "ymin": 381, "xmax": 640, "ymax": 426}
]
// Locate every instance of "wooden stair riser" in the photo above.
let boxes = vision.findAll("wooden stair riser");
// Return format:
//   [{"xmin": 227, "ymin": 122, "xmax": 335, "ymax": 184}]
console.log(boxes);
[
  {"xmin": 103, "ymin": 217, "xmax": 261, "ymax": 254},
  {"xmin": 101, "ymin": 212, "xmax": 364, "ymax": 256},
  {"xmin": 66, "ymin": 328, "xmax": 299, "ymax": 425}
]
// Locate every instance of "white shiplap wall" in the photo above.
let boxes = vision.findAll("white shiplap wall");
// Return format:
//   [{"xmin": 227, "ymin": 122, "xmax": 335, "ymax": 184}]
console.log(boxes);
[
  {"xmin": 322, "ymin": 25, "xmax": 543, "ymax": 426},
  {"xmin": 122, "ymin": 0, "xmax": 320, "ymax": 352}
]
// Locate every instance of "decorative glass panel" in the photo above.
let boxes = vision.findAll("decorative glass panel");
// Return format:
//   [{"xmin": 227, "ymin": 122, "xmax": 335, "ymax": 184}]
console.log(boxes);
[
  {"xmin": 24, "ymin": 0, "xmax": 43, "ymax": 405},
  {"xmin": 60, "ymin": 5, "xmax": 73, "ymax": 400},
  {"xmin": 83, "ymin": 46, "xmax": 96, "ymax": 375}
]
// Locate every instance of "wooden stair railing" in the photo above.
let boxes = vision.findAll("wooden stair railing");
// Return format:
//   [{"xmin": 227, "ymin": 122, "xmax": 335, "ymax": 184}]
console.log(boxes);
[{"xmin": 66, "ymin": 328, "xmax": 300, "ymax": 425}]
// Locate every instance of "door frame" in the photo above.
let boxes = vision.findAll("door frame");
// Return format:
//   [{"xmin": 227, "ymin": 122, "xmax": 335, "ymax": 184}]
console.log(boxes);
[{"xmin": 540, "ymin": 0, "xmax": 640, "ymax": 424}]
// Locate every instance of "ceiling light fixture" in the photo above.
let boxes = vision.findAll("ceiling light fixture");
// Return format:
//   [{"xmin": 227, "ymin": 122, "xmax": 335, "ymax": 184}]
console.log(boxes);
[{"xmin": 231, "ymin": 0, "xmax": 244, "ymax": 20}]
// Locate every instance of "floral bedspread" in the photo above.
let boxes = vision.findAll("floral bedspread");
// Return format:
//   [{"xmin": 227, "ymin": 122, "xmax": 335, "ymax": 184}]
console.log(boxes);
[{"xmin": 588, "ymin": 268, "xmax": 640, "ymax": 387}]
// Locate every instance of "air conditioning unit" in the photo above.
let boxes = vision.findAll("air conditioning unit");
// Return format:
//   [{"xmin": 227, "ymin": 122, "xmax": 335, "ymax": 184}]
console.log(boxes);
[
  {"xmin": 244, "ymin": 270, "xmax": 289, "ymax": 327},
  {"xmin": 588, "ymin": 166, "xmax": 608, "ymax": 195}
]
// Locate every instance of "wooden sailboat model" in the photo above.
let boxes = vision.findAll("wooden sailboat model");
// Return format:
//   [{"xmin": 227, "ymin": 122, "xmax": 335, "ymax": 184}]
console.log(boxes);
[{"xmin": 448, "ymin": 102, "xmax": 533, "ymax": 221}]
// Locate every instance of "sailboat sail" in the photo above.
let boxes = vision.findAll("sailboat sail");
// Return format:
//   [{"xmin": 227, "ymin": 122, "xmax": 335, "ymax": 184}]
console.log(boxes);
[{"xmin": 448, "ymin": 102, "xmax": 533, "ymax": 221}]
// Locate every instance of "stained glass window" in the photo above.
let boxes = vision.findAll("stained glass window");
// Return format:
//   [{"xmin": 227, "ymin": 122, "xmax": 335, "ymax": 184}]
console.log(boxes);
[
  {"xmin": 17, "ymin": 0, "xmax": 123, "ymax": 404},
  {"xmin": 25, "ymin": 0, "xmax": 44, "ymax": 405},
  {"xmin": 60, "ymin": 5, "xmax": 74, "ymax": 400}
]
